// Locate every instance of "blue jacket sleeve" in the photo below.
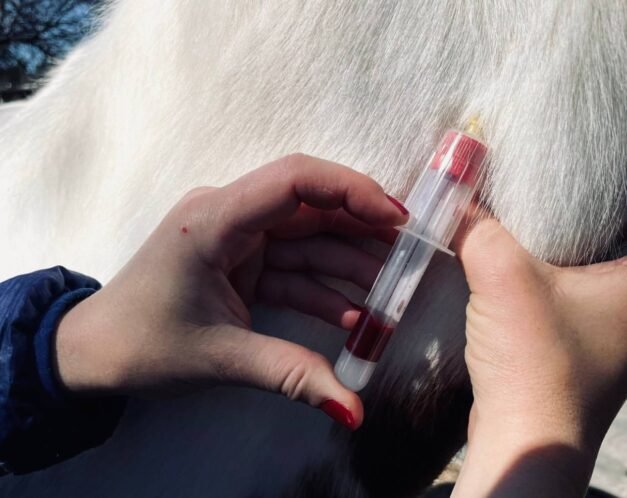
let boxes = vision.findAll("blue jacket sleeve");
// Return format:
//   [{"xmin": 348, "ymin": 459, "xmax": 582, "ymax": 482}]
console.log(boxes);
[{"xmin": 0, "ymin": 266, "xmax": 126, "ymax": 475}]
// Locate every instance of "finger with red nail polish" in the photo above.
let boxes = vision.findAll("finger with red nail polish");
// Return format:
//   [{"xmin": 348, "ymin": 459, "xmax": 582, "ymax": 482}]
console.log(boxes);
[
  {"xmin": 320, "ymin": 399, "xmax": 358, "ymax": 430},
  {"xmin": 386, "ymin": 194, "xmax": 409, "ymax": 216}
]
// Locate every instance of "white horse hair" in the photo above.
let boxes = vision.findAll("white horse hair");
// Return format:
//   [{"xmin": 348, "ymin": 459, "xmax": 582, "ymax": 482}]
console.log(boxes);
[{"xmin": 0, "ymin": 1, "xmax": 625, "ymax": 283}]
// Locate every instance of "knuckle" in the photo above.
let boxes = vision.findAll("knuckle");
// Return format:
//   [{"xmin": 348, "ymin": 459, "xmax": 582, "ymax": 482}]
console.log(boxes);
[
  {"xmin": 275, "ymin": 152, "xmax": 310, "ymax": 177},
  {"xmin": 283, "ymin": 152, "xmax": 309, "ymax": 166},
  {"xmin": 174, "ymin": 186, "xmax": 221, "ymax": 229},
  {"xmin": 301, "ymin": 349, "xmax": 328, "ymax": 369},
  {"xmin": 176, "ymin": 187, "xmax": 212, "ymax": 215},
  {"xmin": 279, "ymin": 349, "xmax": 327, "ymax": 401},
  {"xmin": 182, "ymin": 186, "xmax": 215, "ymax": 200},
  {"xmin": 489, "ymin": 245, "xmax": 528, "ymax": 280},
  {"xmin": 463, "ymin": 219, "xmax": 533, "ymax": 286},
  {"xmin": 280, "ymin": 362, "xmax": 308, "ymax": 400},
  {"xmin": 178, "ymin": 186, "xmax": 217, "ymax": 210},
  {"xmin": 464, "ymin": 219, "xmax": 504, "ymax": 256},
  {"xmin": 481, "ymin": 256, "xmax": 525, "ymax": 294}
]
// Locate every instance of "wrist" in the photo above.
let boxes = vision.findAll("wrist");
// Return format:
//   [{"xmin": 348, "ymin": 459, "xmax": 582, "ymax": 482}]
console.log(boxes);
[
  {"xmin": 54, "ymin": 291, "xmax": 129, "ymax": 396},
  {"xmin": 453, "ymin": 416, "xmax": 598, "ymax": 498}
]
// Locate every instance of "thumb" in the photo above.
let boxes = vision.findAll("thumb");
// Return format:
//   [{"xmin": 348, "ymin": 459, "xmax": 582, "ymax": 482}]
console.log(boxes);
[
  {"xmin": 453, "ymin": 217, "xmax": 535, "ymax": 294},
  {"xmin": 217, "ymin": 325, "xmax": 364, "ymax": 429}
]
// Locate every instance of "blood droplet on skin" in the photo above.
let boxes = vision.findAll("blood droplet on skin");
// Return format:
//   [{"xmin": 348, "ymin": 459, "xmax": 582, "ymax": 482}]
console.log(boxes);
[{"xmin": 181, "ymin": 226, "xmax": 189, "ymax": 234}]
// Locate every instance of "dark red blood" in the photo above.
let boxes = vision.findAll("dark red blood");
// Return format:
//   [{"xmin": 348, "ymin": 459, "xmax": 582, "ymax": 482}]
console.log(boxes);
[
  {"xmin": 181, "ymin": 226, "xmax": 189, "ymax": 234},
  {"xmin": 345, "ymin": 310, "xmax": 395, "ymax": 362}
]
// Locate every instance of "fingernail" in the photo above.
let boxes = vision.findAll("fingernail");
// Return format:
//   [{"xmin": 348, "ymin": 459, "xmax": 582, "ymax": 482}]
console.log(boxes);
[
  {"xmin": 386, "ymin": 194, "xmax": 409, "ymax": 216},
  {"xmin": 320, "ymin": 400, "xmax": 356, "ymax": 430}
]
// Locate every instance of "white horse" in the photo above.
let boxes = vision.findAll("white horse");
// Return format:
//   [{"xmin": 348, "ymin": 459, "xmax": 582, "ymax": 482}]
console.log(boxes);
[{"xmin": 0, "ymin": 1, "xmax": 625, "ymax": 496}]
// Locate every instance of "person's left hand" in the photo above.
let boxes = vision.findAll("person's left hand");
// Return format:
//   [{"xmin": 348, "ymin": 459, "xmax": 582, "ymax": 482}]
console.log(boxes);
[{"xmin": 54, "ymin": 154, "xmax": 409, "ymax": 429}]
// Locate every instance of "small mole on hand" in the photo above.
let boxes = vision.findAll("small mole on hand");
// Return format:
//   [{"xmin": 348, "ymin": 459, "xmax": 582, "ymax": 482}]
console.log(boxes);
[{"xmin": 180, "ymin": 226, "xmax": 189, "ymax": 234}]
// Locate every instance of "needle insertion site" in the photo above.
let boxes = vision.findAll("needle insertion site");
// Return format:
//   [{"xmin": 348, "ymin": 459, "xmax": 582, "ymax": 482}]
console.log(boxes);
[{"xmin": 334, "ymin": 118, "xmax": 488, "ymax": 391}]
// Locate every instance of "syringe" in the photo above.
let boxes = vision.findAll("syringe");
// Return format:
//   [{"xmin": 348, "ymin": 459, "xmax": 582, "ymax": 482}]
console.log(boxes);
[{"xmin": 334, "ymin": 119, "xmax": 488, "ymax": 391}]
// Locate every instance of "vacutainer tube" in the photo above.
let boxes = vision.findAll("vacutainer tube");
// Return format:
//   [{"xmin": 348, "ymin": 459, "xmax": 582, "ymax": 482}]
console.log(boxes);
[{"xmin": 334, "ymin": 120, "xmax": 488, "ymax": 391}]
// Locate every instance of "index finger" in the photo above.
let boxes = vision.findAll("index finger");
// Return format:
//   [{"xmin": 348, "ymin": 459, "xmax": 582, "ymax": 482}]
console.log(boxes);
[
  {"xmin": 269, "ymin": 206, "xmax": 400, "ymax": 245},
  {"xmin": 219, "ymin": 154, "xmax": 409, "ymax": 233}
]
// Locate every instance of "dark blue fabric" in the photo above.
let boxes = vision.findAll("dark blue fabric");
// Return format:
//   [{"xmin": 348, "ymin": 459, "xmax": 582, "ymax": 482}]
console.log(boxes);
[
  {"xmin": 34, "ymin": 287, "xmax": 97, "ymax": 403},
  {"xmin": 0, "ymin": 267, "xmax": 126, "ymax": 474}
]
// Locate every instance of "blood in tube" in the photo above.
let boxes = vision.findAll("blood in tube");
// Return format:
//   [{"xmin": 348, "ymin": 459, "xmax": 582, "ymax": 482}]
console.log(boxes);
[{"xmin": 345, "ymin": 310, "xmax": 396, "ymax": 362}]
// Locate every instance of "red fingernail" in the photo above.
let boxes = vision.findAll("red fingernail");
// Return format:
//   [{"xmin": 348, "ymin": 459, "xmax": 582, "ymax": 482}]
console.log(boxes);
[
  {"xmin": 320, "ymin": 400, "xmax": 356, "ymax": 430},
  {"xmin": 386, "ymin": 194, "xmax": 409, "ymax": 216}
]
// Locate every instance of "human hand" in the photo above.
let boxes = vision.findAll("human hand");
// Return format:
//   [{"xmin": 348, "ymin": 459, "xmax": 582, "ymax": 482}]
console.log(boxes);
[
  {"xmin": 452, "ymin": 218, "xmax": 627, "ymax": 497},
  {"xmin": 54, "ymin": 154, "xmax": 409, "ymax": 429}
]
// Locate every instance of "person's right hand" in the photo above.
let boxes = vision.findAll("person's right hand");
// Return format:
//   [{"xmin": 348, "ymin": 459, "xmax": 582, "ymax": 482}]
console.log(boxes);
[
  {"xmin": 452, "ymin": 219, "xmax": 627, "ymax": 497},
  {"xmin": 55, "ymin": 154, "xmax": 408, "ymax": 429}
]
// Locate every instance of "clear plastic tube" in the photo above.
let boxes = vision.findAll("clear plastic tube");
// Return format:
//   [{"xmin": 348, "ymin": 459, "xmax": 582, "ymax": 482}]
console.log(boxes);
[{"xmin": 334, "ymin": 120, "xmax": 488, "ymax": 391}]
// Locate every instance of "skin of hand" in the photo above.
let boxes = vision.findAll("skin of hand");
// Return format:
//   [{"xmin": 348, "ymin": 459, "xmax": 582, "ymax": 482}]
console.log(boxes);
[
  {"xmin": 54, "ymin": 154, "xmax": 409, "ymax": 429},
  {"xmin": 452, "ymin": 218, "xmax": 627, "ymax": 497}
]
